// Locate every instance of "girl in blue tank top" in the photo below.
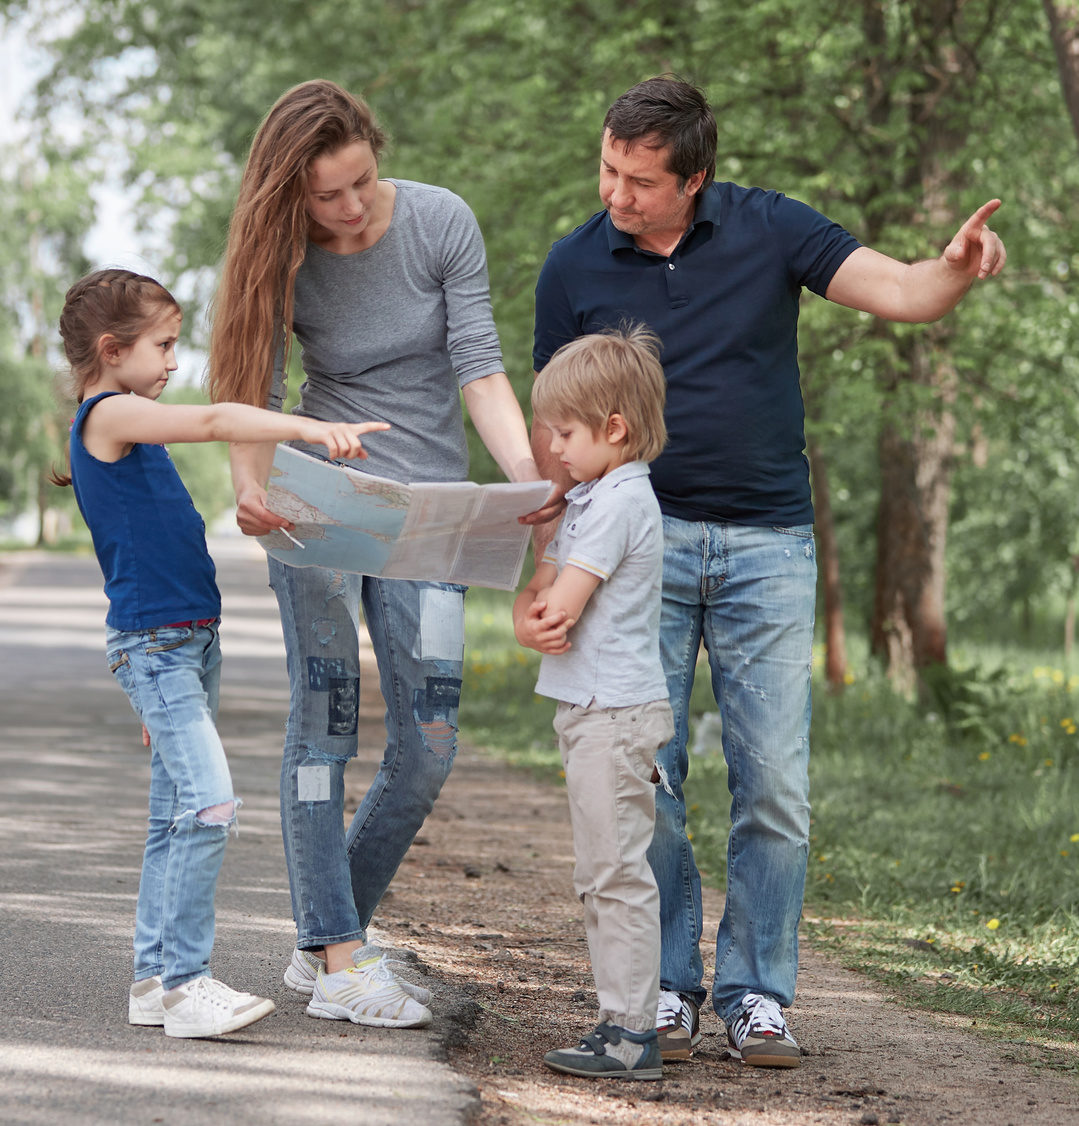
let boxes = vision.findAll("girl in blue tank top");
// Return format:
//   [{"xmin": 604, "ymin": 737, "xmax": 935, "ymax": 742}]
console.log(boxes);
[{"xmin": 52, "ymin": 268, "xmax": 388, "ymax": 1038}]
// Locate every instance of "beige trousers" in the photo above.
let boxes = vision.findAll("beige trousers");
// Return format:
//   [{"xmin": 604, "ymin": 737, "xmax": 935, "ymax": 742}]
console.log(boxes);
[{"xmin": 553, "ymin": 698, "xmax": 674, "ymax": 1031}]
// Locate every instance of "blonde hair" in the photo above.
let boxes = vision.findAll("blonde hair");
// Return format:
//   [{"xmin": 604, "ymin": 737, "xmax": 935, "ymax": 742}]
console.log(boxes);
[
  {"xmin": 51, "ymin": 269, "xmax": 182, "ymax": 487},
  {"xmin": 532, "ymin": 325, "xmax": 667, "ymax": 463},
  {"xmin": 207, "ymin": 80, "xmax": 388, "ymax": 407}
]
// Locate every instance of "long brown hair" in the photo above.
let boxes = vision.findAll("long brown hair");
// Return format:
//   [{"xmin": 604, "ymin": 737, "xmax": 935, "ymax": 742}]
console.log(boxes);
[
  {"xmin": 207, "ymin": 80, "xmax": 387, "ymax": 407},
  {"xmin": 51, "ymin": 269, "xmax": 181, "ymax": 486}
]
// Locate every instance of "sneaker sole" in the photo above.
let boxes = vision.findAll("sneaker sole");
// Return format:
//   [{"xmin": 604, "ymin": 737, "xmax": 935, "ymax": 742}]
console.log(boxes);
[
  {"xmin": 543, "ymin": 1057, "xmax": 663, "ymax": 1081},
  {"xmin": 285, "ymin": 959, "xmax": 432, "ymax": 1006},
  {"xmin": 658, "ymin": 1030, "xmax": 702, "ymax": 1060},
  {"xmin": 729, "ymin": 1044, "xmax": 801, "ymax": 1068},
  {"xmin": 305, "ymin": 999, "xmax": 432, "ymax": 1029},
  {"xmin": 164, "ymin": 998, "xmax": 276, "ymax": 1039},
  {"xmin": 128, "ymin": 1010, "xmax": 165, "ymax": 1027}
]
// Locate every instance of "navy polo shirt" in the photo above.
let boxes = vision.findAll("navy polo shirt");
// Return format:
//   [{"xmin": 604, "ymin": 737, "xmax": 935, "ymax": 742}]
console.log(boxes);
[{"xmin": 533, "ymin": 182, "xmax": 861, "ymax": 526}]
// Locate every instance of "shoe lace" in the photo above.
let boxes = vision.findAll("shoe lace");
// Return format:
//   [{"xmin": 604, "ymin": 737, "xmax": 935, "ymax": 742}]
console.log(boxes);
[
  {"xmin": 739, "ymin": 991, "xmax": 786, "ymax": 1036},
  {"xmin": 656, "ymin": 989, "xmax": 682, "ymax": 1027},
  {"xmin": 190, "ymin": 977, "xmax": 242, "ymax": 1008}
]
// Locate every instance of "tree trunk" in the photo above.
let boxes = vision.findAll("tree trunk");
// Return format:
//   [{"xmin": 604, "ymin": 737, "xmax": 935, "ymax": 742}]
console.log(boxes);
[
  {"xmin": 871, "ymin": 333, "xmax": 956, "ymax": 694},
  {"xmin": 807, "ymin": 441, "xmax": 848, "ymax": 691},
  {"xmin": 1044, "ymin": 1, "xmax": 1079, "ymax": 143},
  {"xmin": 864, "ymin": 2, "xmax": 975, "ymax": 689}
]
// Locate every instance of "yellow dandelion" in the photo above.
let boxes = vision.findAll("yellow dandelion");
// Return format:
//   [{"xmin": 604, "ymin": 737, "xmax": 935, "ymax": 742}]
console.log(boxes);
[
  {"xmin": 1061, "ymin": 718, "xmax": 1074, "ymax": 728},
  {"xmin": 1052, "ymin": 670, "xmax": 1066, "ymax": 685},
  {"xmin": 1069, "ymin": 833, "xmax": 1079, "ymax": 843},
  {"xmin": 1061, "ymin": 850, "xmax": 1070, "ymax": 858},
  {"xmin": 1045, "ymin": 759, "xmax": 1054, "ymax": 768},
  {"xmin": 978, "ymin": 751, "xmax": 991, "ymax": 762},
  {"xmin": 986, "ymin": 918, "xmax": 1001, "ymax": 930},
  {"xmin": 843, "ymin": 671, "xmax": 855, "ymax": 685},
  {"xmin": 1008, "ymin": 733, "xmax": 1027, "ymax": 746}
]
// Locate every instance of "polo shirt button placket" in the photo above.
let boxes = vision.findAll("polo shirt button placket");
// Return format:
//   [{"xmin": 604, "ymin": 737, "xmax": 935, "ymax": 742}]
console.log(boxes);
[{"xmin": 665, "ymin": 258, "xmax": 688, "ymax": 308}]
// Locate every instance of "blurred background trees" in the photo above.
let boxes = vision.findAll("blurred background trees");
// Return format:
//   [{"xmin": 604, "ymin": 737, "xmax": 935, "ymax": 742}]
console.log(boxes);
[{"xmin": 2, "ymin": 0, "xmax": 1077, "ymax": 690}]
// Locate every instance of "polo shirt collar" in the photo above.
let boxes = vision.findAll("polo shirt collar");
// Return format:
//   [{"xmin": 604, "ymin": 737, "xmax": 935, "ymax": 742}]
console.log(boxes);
[
  {"xmin": 604, "ymin": 183, "xmax": 721, "ymax": 256},
  {"xmin": 565, "ymin": 460, "xmax": 651, "ymax": 505}
]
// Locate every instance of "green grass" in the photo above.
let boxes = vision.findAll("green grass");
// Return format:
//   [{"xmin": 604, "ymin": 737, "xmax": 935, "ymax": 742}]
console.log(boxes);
[{"xmin": 460, "ymin": 589, "xmax": 1079, "ymax": 1073}]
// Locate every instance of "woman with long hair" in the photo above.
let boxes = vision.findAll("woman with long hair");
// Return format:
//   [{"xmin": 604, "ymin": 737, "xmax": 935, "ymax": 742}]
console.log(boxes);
[{"xmin": 208, "ymin": 80, "xmax": 544, "ymax": 1028}]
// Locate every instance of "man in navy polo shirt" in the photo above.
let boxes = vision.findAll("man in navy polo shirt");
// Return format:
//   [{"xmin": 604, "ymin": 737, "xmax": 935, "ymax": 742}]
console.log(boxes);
[{"xmin": 528, "ymin": 75, "xmax": 1005, "ymax": 1069}]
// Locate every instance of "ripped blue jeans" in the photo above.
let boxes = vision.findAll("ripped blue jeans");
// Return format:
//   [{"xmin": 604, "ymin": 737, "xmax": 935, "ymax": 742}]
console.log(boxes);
[
  {"xmin": 106, "ymin": 621, "xmax": 236, "ymax": 991},
  {"xmin": 269, "ymin": 560, "xmax": 464, "ymax": 948},
  {"xmin": 648, "ymin": 517, "xmax": 815, "ymax": 1022}
]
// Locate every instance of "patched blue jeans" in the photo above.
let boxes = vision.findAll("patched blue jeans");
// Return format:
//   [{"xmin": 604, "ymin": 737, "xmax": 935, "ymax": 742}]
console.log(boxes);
[
  {"xmin": 269, "ymin": 559, "xmax": 463, "ymax": 948},
  {"xmin": 648, "ymin": 516, "xmax": 815, "ymax": 1022},
  {"xmin": 106, "ymin": 621, "xmax": 235, "ymax": 991}
]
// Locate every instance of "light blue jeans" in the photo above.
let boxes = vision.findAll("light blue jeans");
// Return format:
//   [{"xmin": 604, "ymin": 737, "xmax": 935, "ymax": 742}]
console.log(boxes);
[
  {"xmin": 106, "ymin": 621, "xmax": 235, "ymax": 991},
  {"xmin": 648, "ymin": 516, "xmax": 815, "ymax": 1023},
  {"xmin": 268, "ymin": 560, "xmax": 464, "ymax": 948}
]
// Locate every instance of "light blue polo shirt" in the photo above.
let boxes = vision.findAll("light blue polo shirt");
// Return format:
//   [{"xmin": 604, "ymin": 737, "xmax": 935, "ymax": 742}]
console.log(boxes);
[{"xmin": 534, "ymin": 461, "xmax": 667, "ymax": 709}]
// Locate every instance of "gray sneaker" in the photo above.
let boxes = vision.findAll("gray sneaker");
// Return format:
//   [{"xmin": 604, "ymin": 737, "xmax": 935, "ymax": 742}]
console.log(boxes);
[
  {"xmin": 306, "ymin": 950, "xmax": 432, "ymax": 1028},
  {"xmin": 726, "ymin": 992, "xmax": 801, "ymax": 1068},
  {"xmin": 656, "ymin": 989, "xmax": 701, "ymax": 1059},
  {"xmin": 543, "ymin": 1022, "xmax": 662, "ymax": 1080},
  {"xmin": 284, "ymin": 944, "xmax": 432, "ymax": 1005}
]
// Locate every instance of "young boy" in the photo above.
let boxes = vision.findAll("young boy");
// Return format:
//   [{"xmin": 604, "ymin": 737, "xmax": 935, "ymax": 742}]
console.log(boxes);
[{"xmin": 514, "ymin": 326, "xmax": 674, "ymax": 1080}]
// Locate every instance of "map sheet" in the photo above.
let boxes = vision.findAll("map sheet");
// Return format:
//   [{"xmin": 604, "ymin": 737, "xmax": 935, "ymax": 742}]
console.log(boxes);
[{"xmin": 258, "ymin": 444, "xmax": 552, "ymax": 590}]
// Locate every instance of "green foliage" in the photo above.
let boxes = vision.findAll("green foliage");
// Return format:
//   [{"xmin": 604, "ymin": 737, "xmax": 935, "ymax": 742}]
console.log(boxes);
[
  {"xmin": 460, "ymin": 586, "xmax": 557, "ymax": 771},
  {"xmin": 5, "ymin": 0, "xmax": 1079, "ymax": 630}
]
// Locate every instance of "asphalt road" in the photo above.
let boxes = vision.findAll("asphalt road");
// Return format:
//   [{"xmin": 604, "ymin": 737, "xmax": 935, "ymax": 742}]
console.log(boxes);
[{"xmin": 0, "ymin": 538, "xmax": 477, "ymax": 1126}]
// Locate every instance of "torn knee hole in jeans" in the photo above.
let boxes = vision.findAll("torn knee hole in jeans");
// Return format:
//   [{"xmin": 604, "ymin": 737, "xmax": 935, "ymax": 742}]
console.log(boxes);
[
  {"xmin": 653, "ymin": 761, "xmax": 676, "ymax": 797},
  {"xmin": 198, "ymin": 800, "xmax": 236, "ymax": 824},
  {"xmin": 417, "ymin": 718, "xmax": 456, "ymax": 759},
  {"xmin": 413, "ymin": 674, "xmax": 461, "ymax": 760},
  {"xmin": 173, "ymin": 798, "xmax": 242, "ymax": 835}
]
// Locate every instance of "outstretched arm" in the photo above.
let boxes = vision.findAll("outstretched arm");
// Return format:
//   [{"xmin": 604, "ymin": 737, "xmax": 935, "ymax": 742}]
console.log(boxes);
[
  {"xmin": 826, "ymin": 199, "xmax": 1006, "ymax": 323},
  {"xmin": 82, "ymin": 396, "xmax": 389, "ymax": 537},
  {"xmin": 85, "ymin": 396, "xmax": 389, "ymax": 456}
]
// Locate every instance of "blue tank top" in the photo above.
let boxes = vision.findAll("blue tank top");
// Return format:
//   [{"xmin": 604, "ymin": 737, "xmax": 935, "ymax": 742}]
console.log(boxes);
[{"xmin": 70, "ymin": 391, "xmax": 221, "ymax": 630}]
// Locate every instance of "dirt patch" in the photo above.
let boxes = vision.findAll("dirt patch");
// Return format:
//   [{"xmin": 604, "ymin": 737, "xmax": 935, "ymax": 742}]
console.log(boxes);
[{"xmin": 355, "ymin": 743, "xmax": 1079, "ymax": 1126}]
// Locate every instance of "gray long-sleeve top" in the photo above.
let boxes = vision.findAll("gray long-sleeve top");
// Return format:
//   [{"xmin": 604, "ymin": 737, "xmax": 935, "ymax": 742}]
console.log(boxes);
[{"xmin": 270, "ymin": 179, "xmax": 505, "ymax": 484}]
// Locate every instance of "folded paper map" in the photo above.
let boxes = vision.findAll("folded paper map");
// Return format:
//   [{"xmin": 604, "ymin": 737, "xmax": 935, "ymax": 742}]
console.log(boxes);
[{"xmin": 258, "ymin": 444, "xmax": 552, "ymax": 590}]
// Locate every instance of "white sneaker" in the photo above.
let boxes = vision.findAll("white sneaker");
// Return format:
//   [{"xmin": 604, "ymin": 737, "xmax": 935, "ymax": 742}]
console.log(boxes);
[
  {"xmin": 306, "ymin": 950, "xmax": 433, "ymax": 1028},
  {"xmin": 162, "ymin": 977, "xmax": 275, "ymax": 1038},
  {"xmin": 656, "ymin": 988, "xmax": 701, "ymax": 1059},
  {"xmin": 726, "ymin": 991, "xmax": 801, "ymax": 1068},
  {"xmin": 284, "ymin": 944, "xmax": 431, "ymax": 1005},
  {"xmin": 128, "ymin": 976, "xmax": 165, "ymax": 1026}
]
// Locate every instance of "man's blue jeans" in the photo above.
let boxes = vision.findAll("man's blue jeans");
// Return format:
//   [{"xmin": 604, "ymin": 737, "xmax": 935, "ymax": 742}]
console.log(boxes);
[
  {"xmin": 648, "ymin": 515, "xmax": 815, "ymax": 1023},
  {"xmin": 106, "ymin": 621, "xmax": 235, "ymax": 991},
  {"xmin": 269, "ymin": 560, "xmax": 463, "ymax": 948}
]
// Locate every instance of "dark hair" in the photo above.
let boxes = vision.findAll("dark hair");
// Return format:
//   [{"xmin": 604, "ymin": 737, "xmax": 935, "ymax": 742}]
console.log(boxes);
[
  {"xmin": 51, "ymin": 268, "xmax": 181, "ymax": 486},
  {"xmin": 603, "ymin": 76, "xmax": 717, "ymax": 190}
]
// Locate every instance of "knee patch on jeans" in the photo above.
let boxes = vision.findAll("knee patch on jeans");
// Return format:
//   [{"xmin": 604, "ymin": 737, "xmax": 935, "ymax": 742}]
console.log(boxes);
[{"xmin": 306, "ymin": 657, "xmax": 359, "ymax": 736}]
